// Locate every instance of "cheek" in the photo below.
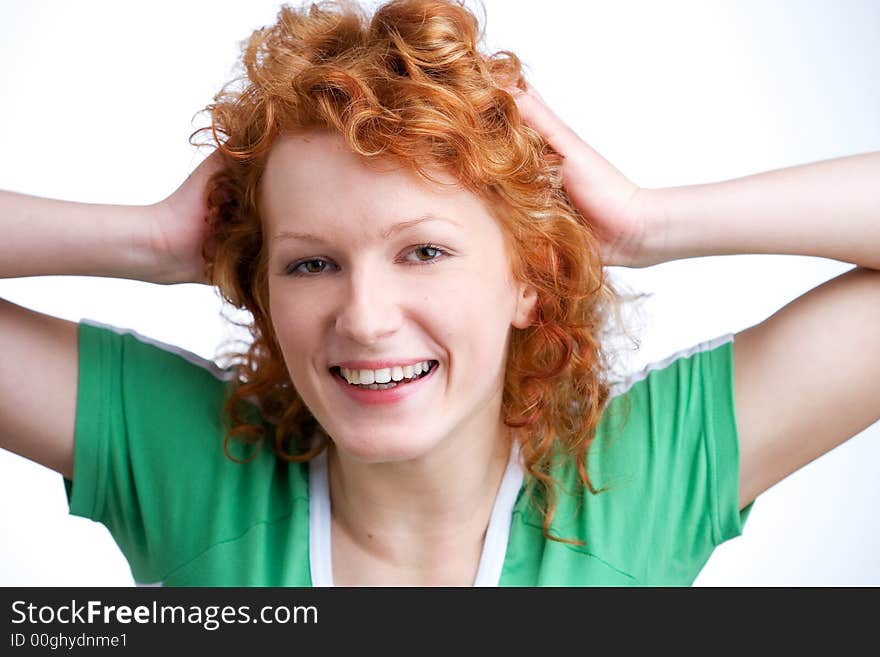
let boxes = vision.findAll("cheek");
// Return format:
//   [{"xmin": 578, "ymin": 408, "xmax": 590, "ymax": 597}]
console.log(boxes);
[
  {"xmin": 268, "ymin": 290, "xmax": 320, "ymax": 370},
  {"xmin": 430, "ymin": 275, "xmax": 518, "ymax": 364}
]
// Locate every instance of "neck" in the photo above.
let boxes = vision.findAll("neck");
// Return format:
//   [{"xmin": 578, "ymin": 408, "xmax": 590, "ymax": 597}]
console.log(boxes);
[{"xmin": 326, "ymin": 419, "xmax": 514, "ymax": 570}]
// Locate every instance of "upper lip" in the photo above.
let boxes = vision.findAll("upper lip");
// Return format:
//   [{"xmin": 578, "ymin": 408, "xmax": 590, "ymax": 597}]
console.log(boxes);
[{"xmin": 331, "ymin": 358, "xmax": 437, "ymax": 370}]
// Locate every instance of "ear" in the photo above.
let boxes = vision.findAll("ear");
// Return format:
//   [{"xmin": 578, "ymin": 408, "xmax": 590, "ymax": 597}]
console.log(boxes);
[{"xmin": 512, "ymin": 283, "xmax": 538, "ymax": 329}]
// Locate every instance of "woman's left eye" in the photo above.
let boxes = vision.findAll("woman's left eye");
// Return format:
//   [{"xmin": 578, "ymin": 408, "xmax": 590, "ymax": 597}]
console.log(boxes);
[
  {"xmin": 284, "ymin": 244, "xmax": 449, "ymax": 277},
  {"xmin": 405, "ymin": 244, "xmax": 448, "ymax": 264}
]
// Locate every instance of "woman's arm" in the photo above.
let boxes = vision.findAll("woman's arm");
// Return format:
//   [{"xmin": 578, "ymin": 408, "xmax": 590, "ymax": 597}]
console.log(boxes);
[
  {"xmin": 510, "ymin": 84, "xmax": 880, "ymax": 511},
  {"xmin": 0, "ymin": 192, "xmax": 161, "ymax": 479},
  {"xmin": 0, "ymin": 191, "xmax": 162, "ymax": 282},
  {"xmin": 0, "ymin": 152, "xmax": 220, "ymax": 285},
  {"xmin": 0, "ymin": 152, "xmax": 220, "ymax": 478},
  {"xmin": 639, "ymin": 152, "xmax": 880, "ymax": 508},
  {"xmin": 643, "ymin": 152, "xmax": 880, "ymax": 270},
  {"xmin": 0, "ymin": 192, "xmax": 158, "ymax": 478}
]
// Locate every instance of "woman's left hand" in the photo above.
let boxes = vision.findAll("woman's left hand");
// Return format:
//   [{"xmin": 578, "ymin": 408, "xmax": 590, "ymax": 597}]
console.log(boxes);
[{"xmin": 508, "ymin": 83, "xmax": 662, "ymax": 268}]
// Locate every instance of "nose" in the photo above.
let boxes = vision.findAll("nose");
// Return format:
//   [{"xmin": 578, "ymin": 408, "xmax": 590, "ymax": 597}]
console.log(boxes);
[{"xmin": 334, "ymin": 262, "xmax": 403, "ymax": 346}]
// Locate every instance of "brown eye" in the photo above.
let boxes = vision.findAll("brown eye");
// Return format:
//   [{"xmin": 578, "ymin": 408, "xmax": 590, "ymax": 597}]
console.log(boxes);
[
  {"xmin": 287, "ymin": 259, "xmax": 333, "ymax": 275},
  {"xmin": 410, "ymin": 245, "xmax": 445, "ymax": 263},
  {"xmin": 416, "ymin": 245, "xmax": 440, "ymax": 261}
]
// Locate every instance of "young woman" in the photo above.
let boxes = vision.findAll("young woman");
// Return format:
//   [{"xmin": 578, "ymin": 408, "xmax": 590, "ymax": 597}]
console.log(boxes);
[{"xmin": 1, "ymin": 0, "xmax": 878, "ymax": 586}]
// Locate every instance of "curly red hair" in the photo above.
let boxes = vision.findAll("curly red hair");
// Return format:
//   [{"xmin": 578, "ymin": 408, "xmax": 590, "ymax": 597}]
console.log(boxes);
[{"xmin": 193, "ymin": 0, "xmax": 635, "ymax": 547}]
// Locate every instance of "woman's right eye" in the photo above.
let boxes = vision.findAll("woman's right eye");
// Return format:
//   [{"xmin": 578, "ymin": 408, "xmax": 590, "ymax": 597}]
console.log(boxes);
[{"xmin": 286, "ymin": 259, "xmax": 335, "ymax": 276}]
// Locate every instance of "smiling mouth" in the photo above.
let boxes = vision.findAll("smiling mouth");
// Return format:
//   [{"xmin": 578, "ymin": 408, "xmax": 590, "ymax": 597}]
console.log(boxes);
[{"xmin": 330, "ymin": 361, "xmax": 439, "ymax": 390}]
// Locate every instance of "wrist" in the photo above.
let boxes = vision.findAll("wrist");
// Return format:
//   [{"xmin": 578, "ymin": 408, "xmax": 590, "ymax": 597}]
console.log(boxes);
[
  {"xmin": 146, "ymin": 200, "xmax": 209, "ymax": 286},
  {"xmin": 621, "ymin": 187, "xmax": 675, "ymax": 268},
  {"xmin": 120, "ymin": 203, "xmax": 168, "ymax": 284},
  {"xmin": 637, "ymin": 185, "xmax": 711, "ymax": 266}
]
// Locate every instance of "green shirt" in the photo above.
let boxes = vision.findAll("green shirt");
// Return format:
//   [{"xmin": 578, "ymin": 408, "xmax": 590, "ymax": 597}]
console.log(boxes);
[{"xmin": 64, "ymin": 320, "xmax": 753, "ymax": 586}]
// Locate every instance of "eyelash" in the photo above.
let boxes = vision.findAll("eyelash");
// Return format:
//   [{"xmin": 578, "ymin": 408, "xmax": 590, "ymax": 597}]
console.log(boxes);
[{"xmin": 284, "ymin": 244, "xmax": 450, "ymax": 277}]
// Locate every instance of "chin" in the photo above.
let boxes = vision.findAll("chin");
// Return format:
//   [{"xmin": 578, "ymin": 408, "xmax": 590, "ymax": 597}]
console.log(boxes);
[{"xmin": 329, "ymin": 428, "xmax": 442, "ymax": 465}]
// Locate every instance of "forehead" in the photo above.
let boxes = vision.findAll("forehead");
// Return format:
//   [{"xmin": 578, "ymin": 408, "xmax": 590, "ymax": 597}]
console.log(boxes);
[{"xmin": 260, "ymin": 130, "xmax": 494, "ymax": 237}]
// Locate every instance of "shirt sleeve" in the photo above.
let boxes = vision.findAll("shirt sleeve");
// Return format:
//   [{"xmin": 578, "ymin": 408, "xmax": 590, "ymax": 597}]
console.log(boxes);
[
  {"xmin": 592, "ymin": 333, "xmax": 754, "ymax": 584},
  {"xmin": 62, "ymin": 319, "xmax": 242, "ymax": 584}
]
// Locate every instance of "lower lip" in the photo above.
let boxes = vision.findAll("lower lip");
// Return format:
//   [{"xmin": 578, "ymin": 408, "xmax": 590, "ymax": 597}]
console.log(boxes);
[{"xmin": 331, "ymin": 365, "xmax": 437, "ymax": 407}]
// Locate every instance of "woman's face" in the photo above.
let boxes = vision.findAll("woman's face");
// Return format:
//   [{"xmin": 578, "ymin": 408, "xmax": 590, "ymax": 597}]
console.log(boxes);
[{"xmin": 261, "ymin": 130, "xmax": 536, "ymax": 463}]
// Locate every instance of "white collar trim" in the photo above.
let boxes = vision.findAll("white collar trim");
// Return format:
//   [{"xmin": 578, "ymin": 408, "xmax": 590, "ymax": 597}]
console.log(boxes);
[
  {"xmin": 308, "ymin": 448, "xmax": 334, "ymax": 587},
  {"xmin": 309, "ymin": 442, "xmax": 524, "ymax": 587}
]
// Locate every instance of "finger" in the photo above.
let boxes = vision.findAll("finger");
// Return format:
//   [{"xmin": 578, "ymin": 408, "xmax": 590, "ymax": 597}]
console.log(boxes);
[
  {"xmin": 510, "ymin": 89, "xmax": 584, "ymax": 158},
  {"xmin": 502, "ymin": 80, "xmax": 545, "ymax": 103},
  {"xmin": 521, "ymin": 81, "xmax": 546, "ymax": 103}
]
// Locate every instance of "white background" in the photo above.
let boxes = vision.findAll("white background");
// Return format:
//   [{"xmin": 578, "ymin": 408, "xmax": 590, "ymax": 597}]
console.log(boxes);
[{"xmin": 1, "ymin": 0, "xmax": 878, "ymax": 585}]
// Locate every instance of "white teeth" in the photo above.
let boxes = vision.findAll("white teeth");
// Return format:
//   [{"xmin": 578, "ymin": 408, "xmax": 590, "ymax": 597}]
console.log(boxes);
[{"xmin": 339, "ymin": 360, "xmax": 434, "ymax": 386}]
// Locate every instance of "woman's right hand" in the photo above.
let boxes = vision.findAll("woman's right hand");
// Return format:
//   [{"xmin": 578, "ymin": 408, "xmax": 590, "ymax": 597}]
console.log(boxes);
[{"xmin": 150, "ymin": 151, "xmax": 224, "ymax": 284}]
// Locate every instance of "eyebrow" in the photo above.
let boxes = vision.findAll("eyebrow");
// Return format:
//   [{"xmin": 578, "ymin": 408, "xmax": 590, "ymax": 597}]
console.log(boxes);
[{"xmin": 271, "ymin": 213, "xmax": 461, "ymax": 244}]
